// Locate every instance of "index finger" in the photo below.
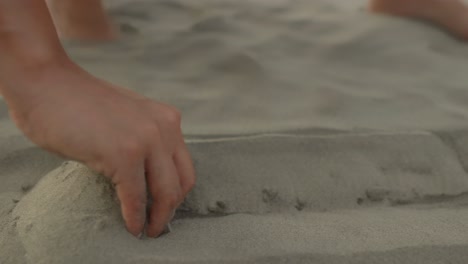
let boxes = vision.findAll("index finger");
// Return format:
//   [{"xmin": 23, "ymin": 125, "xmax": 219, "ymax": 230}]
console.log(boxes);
[
  {"xmin": 145, "ymin": 153, "xmax": 183, "ymax": 238},
  {"xmin": 113, "ymin": 163, "xmax": 147, "ymax": 237}
]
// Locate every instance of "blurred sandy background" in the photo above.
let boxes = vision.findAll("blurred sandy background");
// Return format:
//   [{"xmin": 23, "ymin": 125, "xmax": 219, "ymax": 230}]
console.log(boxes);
[{"xmin": 2, "ymin": 0, "xmax": 468, "ymax": 263}]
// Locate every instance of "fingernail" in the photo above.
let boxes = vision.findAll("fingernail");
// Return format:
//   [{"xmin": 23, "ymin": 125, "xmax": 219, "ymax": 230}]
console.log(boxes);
[{"xmin": 158, "ymin": 224, "xmax": 172, "ymax": 237}]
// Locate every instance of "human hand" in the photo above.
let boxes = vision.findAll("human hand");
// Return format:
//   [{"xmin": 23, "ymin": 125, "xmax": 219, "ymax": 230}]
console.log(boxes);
[{"xmin": 3, "ymin": 61, "xmax": 196, "ymax": 238}]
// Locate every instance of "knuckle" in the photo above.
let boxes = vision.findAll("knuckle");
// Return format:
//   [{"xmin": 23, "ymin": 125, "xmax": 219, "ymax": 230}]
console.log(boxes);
[
  {"xmin": 140, "ymin": 123, "xmax": 161, "ymax": 139},
  {"xmin": 119, "ymin": 139, "xmax": 143, "ymax": 158},
  {"xmin": 163, "ymin": 192, "xmax": 182, "ymax": 208},
  {"xmin": 162, "ymin": 107, "xmax": 182, "ymax": 126}
]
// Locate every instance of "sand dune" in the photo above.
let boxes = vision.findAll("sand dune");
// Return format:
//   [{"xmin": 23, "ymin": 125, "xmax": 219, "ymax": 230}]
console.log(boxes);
[{"xmin": 2, "ymin": 0, "xmax": 468, "ymax": 263}]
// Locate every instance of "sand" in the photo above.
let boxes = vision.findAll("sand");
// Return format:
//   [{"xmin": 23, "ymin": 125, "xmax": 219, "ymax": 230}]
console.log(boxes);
[{"xmin": 2, "ymin": 0, "xmax": 468, "ymax": 263}]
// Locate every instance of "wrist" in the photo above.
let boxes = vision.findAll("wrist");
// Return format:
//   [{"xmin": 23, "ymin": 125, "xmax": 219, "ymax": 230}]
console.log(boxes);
[
  {"xmin": 0, "ymin": 56, "xmax": 76, "ymax": 114},
  {"xmin": 0, "ymin": 42, "xmax": 70, "ymax": 79}
]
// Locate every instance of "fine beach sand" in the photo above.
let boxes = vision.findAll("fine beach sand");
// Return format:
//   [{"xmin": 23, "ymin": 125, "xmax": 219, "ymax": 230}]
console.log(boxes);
[{"xmin": 3, "ymin": 0, "xmax": 468, "ymax": 263}]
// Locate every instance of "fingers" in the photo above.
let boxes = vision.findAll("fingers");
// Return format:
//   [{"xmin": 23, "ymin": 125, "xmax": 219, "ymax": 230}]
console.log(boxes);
[
  {"xmin": 145, "ymin": 152, "xmax": 183, "ymax": 238},
  {"xmin": 111, "ymin": 104, "xmax": 194, "ymax": 238},
  {"xmin": 174, "ymin": 144, "xmax": 196, "ymax": 195},
  {"xmin": 113, "ymin": 163, "xmax": 147, "ymax": 237}
]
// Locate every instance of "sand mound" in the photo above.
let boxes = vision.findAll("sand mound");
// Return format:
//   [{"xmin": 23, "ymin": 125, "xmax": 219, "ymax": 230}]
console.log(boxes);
[
  {"xmin": 11, "ymin": 162, "xmax": 124, "ymax": 264},
  {"xmin": 2, "ymin": 0, "xmax": 468, "ymax": 262},
  {"xmin": 4, "ymin": 160, "xmax": 468, "ymax": 264},
  {"xmin": 5, "ymin": 133, "xmax": 468, "ymax": 263},
  {"xmin": 185, "ymin": 133, "xmax": 468, "ymax": 215}
]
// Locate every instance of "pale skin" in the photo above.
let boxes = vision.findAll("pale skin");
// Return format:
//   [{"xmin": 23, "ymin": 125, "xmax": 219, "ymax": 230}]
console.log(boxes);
[
  {"xmin": 0, "ymin": 0, "xmax": 466, "ymax": 239},
  {"xmin": 370, "ymin": 0, "xmax": 468, "ymax": 39},
  {"xmin": 0, "ymin": 1, "xmax": 195, "ymax": 238},
  {"xmin": 45, "ymin": 0, "xmax": 468, "ymax": 41}
]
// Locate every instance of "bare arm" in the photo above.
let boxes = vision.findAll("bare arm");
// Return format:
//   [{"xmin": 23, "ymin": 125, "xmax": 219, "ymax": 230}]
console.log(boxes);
[
  {"xmin": 0, "ymin": 0, "xmax": 65, "ymax": 73},
  {"xmin": 0, "ymin": 0, "xmax": 69, "ymax": 114},
  {"xmin": 0, "ymin": 0, "xmax": 195, "ymax": 238}
]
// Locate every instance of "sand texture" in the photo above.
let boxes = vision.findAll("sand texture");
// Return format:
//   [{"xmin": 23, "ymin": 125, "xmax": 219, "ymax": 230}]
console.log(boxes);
[{"xmin": 2, "ymin": 0, "xmax": 468, "ymax": 263}]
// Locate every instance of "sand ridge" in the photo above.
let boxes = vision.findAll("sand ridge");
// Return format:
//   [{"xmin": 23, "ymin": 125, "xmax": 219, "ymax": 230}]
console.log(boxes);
[
  {"xmin": 2, "ymin": 0, "xmax": 468, "ymax": 263},
  {"xmin": 4, "ymin": 131, "xmax": 468, "ymax": 263}
]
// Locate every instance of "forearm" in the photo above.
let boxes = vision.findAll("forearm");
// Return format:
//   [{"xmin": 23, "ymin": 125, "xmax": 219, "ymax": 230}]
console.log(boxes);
[
  {"xmin": 0, "ymin": 0, "xmax": 74, "ymax": 110},
  {"xmin": 0, "ymin": 1, "xmax": 69, "ymax": 81}
]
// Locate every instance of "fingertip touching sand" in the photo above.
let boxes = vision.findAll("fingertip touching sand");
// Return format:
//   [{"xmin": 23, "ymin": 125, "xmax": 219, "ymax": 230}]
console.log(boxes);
[{"xmin": 2, "ymin": 0, "xmax": 468, "ymax": 263}]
